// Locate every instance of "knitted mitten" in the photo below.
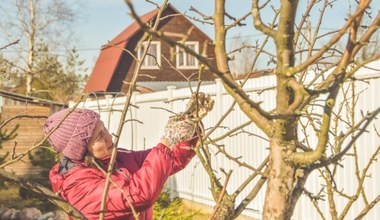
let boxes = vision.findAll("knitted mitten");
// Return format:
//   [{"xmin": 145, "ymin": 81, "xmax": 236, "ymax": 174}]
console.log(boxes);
[{"xmin": 163, "ymin": 92, "xmax": 214, "ymax": 147}]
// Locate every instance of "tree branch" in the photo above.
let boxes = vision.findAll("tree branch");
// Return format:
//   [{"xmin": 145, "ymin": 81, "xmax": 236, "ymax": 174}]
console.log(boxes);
[
  {"xmin": 288, "ymin": 0, "xmax": 371, "ymax": 76},
  {"xmin": 0, "ymin": 39, "xmax": 20, "ymax": 51},
  {"xmin": 100, "ymin": 1, "xmax": 169, "ymax": 219},
  {"xmin": 355, "ymin": 194, "xmax": 380, "ymax": 219},
  {"xmin": 125, "ymin": 0, "xmax": 273, "ymax": 136},
  {"xmin": 251, "ymin": 0, "xmax": 277, "ymax": 37},
  {"xmin": 309, "ymin": 106, "xmax": 380, "ymax": 169},
  {"xmin": 233, "ymin": 167, "xmax": 268, "ymax": 218},
  {"xmin": 208, "ymin": 169, "xmax": 232, "ymax": 220},
  {"xmin": 0, "ymin": 96, "xmax": 84, "ymax": 169}
]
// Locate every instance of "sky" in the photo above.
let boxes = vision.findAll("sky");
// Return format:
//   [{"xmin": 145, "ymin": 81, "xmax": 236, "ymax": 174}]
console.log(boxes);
[
  {"xmin": 69, "ymin": 0, "xmax": 380, "ymax": 73},
  {"xmin": 72, "ymin": 0, "xmax": 220, "ymax": 71},
  {"xmin": 2, "ymin": 0, "xmax": 380, "ymax": 74}
]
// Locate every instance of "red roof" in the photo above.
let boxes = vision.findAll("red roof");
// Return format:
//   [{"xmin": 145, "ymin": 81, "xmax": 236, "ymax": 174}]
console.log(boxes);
[{"xmin": 83, "ymin": 9, "xmax": 159, "ymax": 93}]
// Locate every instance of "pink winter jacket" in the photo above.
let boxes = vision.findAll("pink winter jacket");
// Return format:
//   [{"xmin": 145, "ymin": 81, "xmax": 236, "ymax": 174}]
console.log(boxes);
[{"xmin": 49, "ymin": 140, "xmax": 197, "ymax": 220}]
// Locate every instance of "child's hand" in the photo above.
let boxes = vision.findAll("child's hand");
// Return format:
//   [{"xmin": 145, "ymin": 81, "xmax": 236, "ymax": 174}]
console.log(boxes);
[
  {"xmin": 162, "ymin": 117, "xmax": 196, "ymax": 148},
  {"xmin": 162, "ymin": 92, "xmax": 213, "ymax": 148}
]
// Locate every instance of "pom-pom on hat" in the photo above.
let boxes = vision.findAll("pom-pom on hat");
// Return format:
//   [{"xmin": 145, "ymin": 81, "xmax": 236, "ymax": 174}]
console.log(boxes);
[{"xmin": 43, "ymin": 108, "xmax": 100, "ymax": 161}]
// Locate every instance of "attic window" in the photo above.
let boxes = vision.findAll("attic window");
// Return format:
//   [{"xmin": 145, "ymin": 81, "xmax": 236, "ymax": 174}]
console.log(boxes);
[
  {"xmin": 138, "ymin": 41, "xmax": 161, "ymax": 69},
  {"xmin": 176, "ymin": 41, "xmax": 199, "ymax": 69}
]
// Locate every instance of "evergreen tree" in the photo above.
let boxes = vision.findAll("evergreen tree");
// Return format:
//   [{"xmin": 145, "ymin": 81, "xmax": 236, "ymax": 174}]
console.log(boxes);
[
  {"xmin": 0, "ymin": 122, "xmax": 18, "ymax": 188},
  {"xmin": 30, "ymin": 43, "xmax": 87, "ymax": 102},
  {"xmin": 0, "ymin": 124, "xmax": 18, "ymax": 164}
]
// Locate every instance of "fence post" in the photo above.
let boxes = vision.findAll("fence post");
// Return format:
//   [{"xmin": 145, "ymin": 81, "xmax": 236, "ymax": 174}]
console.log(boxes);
[
  {"xmin": 84, "ymin": 98, "xmax": 92, "ymax": 109},
  {"xmin": 104, "ymin": 95, "xmax": 113, "ymax": 131},
  {"xmin": 166, "ymin": 85, "xmax": 177, "ymax": 200},
  {"xmin": 68, "ymin": 101, "xmax": 75, "ymax": 108},
  {"xmin": 105, "ymin": 94, "xmax": 112, "ymax": 109},
  {"xmin": 215, "ymin": 78, "xmax": 223, "ymax": 117},
  {"xmin": 215, "ymin": 78, "xmax": 225, "ymax": 169},
  {"xmin": 130, "ymin": 92, "xmax": 140, "ymax": 150},
  {"xmin": 167, "ymin": 86, "xmax": 176, "ymax": 112}
]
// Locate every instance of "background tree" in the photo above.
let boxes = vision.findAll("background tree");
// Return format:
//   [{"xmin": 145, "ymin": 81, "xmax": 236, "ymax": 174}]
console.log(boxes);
[
  {"xmin": 0, "ymin": 51, "xmax": 22, "ymax": 91},
  {"xmin": 124, "ymin": 0, "xmax": 380, "ymax": 219},
  {"xmin": 0, "ymin": 122, "xmax": 18, "ymax": 190},
  {"xmin": 0, "ymin": 124, "xmax": 18, "ymax": 166},
  {"xmin": 228, "ymin": 34, "xmax": 257, "ymax": 77},
  {"xmin": 1, "ymin": 1, "xmax": 379, "ymax": 219},
  {"xmin": 31, "ymin": 44, "xmax": 87, "ymax": 102},
  {"xmin": 0, "ymin": 0, "xmax": 85, "ymax": 98}
]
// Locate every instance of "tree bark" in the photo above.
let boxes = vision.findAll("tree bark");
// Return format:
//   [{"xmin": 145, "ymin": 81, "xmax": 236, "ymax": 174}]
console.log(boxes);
[
  {"xmin": 263, "ymin": 137, "xmax": 296, "ymax": 220},
  {"xmin": 210, "ymin": 195, "xmax": 236, "ymax": 220},
  {"xmin": 26, "ymin": 0, "xmax": 36, "ymax": 95}
]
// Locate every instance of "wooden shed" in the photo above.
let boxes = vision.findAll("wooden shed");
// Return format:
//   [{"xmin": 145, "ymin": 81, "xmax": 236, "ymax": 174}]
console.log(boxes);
[{"xmin": 0, "ymin": 90, "xmax": 65, "ymax": 176}]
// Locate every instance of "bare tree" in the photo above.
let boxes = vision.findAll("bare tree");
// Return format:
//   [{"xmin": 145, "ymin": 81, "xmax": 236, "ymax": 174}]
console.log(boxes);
[
  {"xmin": 124, "ymin": 0, "xmax": 380, "ymax": 219},
  {"xmin": 0, "ymin": 0, "xmax": 82, "ymax": 95},
  {"xmin": 228, "ymin": 34, "xmax": 257, "ymax": 76},
  {"xmin": 1, "ymin": 1, "xmax": 379, "ymax": 220}
]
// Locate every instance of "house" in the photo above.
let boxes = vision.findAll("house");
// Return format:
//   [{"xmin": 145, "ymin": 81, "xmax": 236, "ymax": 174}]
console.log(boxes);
[
  {"xmin": 84, "ymin": 4, "xmax": 216, "ymax": 94},
  {"xmin": 0, "ymin": 90, "xmax": 65, "ymax": 176}
]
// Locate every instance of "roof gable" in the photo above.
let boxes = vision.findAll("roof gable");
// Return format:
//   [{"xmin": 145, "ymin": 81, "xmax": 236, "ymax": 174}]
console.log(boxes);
[
  {"xmin": 84, "ymin": 8, "xmax": 159, "ymax": 93},
  {"xmin": 84, "ymin": 4, "xmax": 214, "ymax": 94}
]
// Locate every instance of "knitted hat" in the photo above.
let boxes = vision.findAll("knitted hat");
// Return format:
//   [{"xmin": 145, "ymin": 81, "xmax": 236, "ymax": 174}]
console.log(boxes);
[{"xmin": 43, "ymin": 108, "xmax": 100, "ymax": 161}]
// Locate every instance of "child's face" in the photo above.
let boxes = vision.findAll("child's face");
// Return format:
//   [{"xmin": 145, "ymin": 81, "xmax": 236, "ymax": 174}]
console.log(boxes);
[{"xmin": 87, "ymin": 120, "xmax": 114, "ymax": 159}]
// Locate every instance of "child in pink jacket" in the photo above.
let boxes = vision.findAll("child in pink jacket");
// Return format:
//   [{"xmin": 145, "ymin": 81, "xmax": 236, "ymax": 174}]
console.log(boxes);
[{"xmin": 45, "ymin": 108, "xmax": 199, "ymax": 219}]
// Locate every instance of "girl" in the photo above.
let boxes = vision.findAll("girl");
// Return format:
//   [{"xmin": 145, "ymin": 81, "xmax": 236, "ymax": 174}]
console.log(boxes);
[{"xmin": 44, "ymin": 108, "xmax": 199, "ymax": 220}]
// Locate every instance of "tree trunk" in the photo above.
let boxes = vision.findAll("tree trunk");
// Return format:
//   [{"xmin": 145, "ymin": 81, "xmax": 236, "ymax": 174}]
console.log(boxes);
[
  {"xmin": 26, "ymin": 0, "xmax": 36, "ymax": 96},
  {"xmin": 263, "ymin": 138, "xmax": 297, "ymax": 220},
  {"xmin": 210, "ymin": 195, "xmax": 236, "ymax": 220}
]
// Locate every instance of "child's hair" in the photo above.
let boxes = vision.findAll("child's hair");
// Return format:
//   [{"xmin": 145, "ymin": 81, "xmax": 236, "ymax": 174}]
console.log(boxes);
[{"xmin": 83, "ymin": 153, "xmax": 105, "ymax": 170}]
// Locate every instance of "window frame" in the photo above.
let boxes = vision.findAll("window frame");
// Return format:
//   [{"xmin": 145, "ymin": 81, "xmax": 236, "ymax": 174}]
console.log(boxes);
[
  {"xmin": 176, "ymin": 41, "xmax": 199, "ymax": 69},
  {"xmin": 138, "ymin": 41, "xmax": 161, "ymax": 69}
]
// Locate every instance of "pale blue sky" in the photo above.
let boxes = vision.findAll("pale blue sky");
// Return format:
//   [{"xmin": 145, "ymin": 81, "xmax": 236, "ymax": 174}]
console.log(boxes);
[
  {"xmin": 1, "ymin": 0, "xmax": 379, "ymax": 73},
  {"xmin": 72, "ymin": 0, "xmax": 380, "ymax": 72},
  {"xmin": 73, "ymin": 0, "xmax": 219, "ymax": 70}
]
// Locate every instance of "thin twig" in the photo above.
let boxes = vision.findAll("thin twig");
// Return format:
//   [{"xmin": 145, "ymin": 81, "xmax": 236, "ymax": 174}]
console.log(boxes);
[
  {"xmin": 0, "ymin": 39, "xmax": 20, "ymax": 51},
  {"xmin": 0, "ymin": 114, "xmax": 48, "ymax": 129},
  {"xmin": 0, "ymin": 95, "xmax": 85, "ymax": 169}
]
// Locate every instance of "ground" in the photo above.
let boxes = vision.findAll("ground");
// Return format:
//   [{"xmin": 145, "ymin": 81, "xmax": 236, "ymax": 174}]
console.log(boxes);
[{"xmin": 0, "ymin": 183, "xmax": 211, "ymax": 219}]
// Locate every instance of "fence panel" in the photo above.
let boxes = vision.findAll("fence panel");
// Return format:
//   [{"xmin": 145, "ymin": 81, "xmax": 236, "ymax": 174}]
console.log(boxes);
[{"xmin": 76, "ymin": 61, "xmax": 380, "ymax": 219}]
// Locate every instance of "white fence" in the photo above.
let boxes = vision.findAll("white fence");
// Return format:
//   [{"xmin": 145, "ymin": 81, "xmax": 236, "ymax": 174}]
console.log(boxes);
[{"xmin": 73, "ymin": 61, "xmax": 380, "ymax": 219}]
